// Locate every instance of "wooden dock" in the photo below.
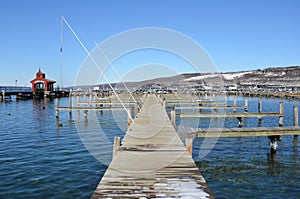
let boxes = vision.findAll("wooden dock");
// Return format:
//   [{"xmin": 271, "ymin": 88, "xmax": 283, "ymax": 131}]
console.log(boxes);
[
  {"xmin": 91, "ymin": 94, "xmax": 214, "ymax": 198},
  {"xmin": 178, "ymin": 126, "xmax": 300, "ymax": 137},
  {"xmin": 57, "ymin": 107, "xmax": 125, "ymax": 111},
  {"xmin": 179, "ymin": 112, "xmax": 283, "ymax": 118},
  {"xmin": 175, "ymin": 105, "xmax": 247, "ymax": 110}
]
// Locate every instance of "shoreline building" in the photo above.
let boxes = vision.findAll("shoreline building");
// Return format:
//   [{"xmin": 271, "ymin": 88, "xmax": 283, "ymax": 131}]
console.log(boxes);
[{"xmin": 30, "ymin": 68, "xmax": 56, "ymax": 98}]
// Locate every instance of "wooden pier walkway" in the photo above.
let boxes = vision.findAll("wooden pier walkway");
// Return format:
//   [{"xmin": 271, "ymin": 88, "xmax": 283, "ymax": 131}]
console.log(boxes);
[{"xmin": 91, "ymin": 94, "xmax": 214, "ymax": 198}]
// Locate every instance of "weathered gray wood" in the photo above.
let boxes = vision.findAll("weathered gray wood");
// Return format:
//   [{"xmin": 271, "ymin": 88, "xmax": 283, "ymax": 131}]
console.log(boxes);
[
  {"xmin": 279, "ymin": 101, "xmax": 284, "ymax": 127},
  {"xmin": 92, "ymin": 94, "xmax": 214, "ymax": 199},
  {"xmin": 177, "ymin": 126, "xmax": 300, "ymax": 137},
  {"xmin": 55, "ymin": 98, "xmax": 59, "ymax": 118},
  {"xmin": 179, "ymin": 112, "xmax": 283, "ymax": 118},
  {"xmin": 294, "ymin": 106, "xmax": 299, "ymax": 142},
  {"xmin": 185, "ymin": 138, "xmax": 193, "ymax": 156},
  {"xmin": 57, "ymin": 107, "xmax": 125, "ymax": 111},
  {"xmin": 113, "ymin": 136, "xmax": 120, "ymax": 158},
  {"xmin": 175, "ymin": 105, "xmax": 247, "ymax": 110},
  {"xmin": 244, "ymin": 99, "xmax": 248, "ymax": 113},
  {"xmin": 127, "ymin": 108, "xmax": 132, "ymax": 126},
  {"xmin": 171, "ymin": 110, "xmax": 176, "ymax": 126}
]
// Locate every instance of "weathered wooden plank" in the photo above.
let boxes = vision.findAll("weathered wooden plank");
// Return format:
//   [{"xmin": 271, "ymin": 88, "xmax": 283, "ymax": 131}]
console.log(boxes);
[
  {"xmin": 175, "ymin": 105, "xmax": 247, "ymax": 110},
  {"xmin": 177, "ymin": 126, "xmax": 300, "ymax": 137},
  {"xmin": 57, "ymin": 107, "xmax": 125, "ymax": 111},
  {"xmin": 179, "ymin": 112, "xmax": 283, "ymax": 118},
  {"xmin": 167, "ymin": 101, "xmax": 226, "ymax": 105}
]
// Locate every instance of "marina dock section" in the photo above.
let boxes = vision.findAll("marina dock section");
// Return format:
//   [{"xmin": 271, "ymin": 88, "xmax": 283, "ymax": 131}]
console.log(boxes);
[{"xmin": 91, "ymin": 94, "xmax": 214, "ymax": 198}]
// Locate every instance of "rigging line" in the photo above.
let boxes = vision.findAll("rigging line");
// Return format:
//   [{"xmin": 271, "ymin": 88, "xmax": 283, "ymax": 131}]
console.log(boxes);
[
  {"xmin": 61, "ymin": 16, "xmax": 134, "ymax": 122},
  {"xmin": 60, "ymin": 16, "xmax": 63, "ymax": 90},
  {"xmin": 94, "ymin": 41, "xmax": 139, "ymax": 108}
]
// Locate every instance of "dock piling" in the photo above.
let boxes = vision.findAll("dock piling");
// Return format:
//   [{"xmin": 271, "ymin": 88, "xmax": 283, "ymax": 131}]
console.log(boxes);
[
  {"xmin": 69, "ymin": 93, "xmax": 72, "ymax": 115},
  {"xmin": 2, "ymin": 90, "xmax": 5, "ymax": 102},
  {"xmin": 279, "ymin": 101, "xmax": 284, "ymax": 127},
  {"xmin": 237, "ymin": 117, "xmax": 243, "ymax": 128},
  {"xmin": 127, "ymin": 108, "xmax": 132, "ymax": 126},
  {"xmin": 113, "ymin": 136, "xmax": 120, "ymax": 158},
  {"xmin": 171, "ymin": 109, "xmax": 176, "ymax": 126},
  {"xmin": 185, "ymin": 138, "xmax": 193, "ymax": 156},
  {"xmin": 233, "ymin": 96, "xmax": 237, "ymax": 113},
  {"xmin": 134, "ymin": 102, "xmax": 139, "ymax": 117},
  {"xmin": 55, "ymin": 98, "xmax": 59, "ymax": 118},
  {"xmin": 294, "ymin": 106, "xmax": 298, "ymax": 143},
  {"xmin": 258, "ymin": 99, "xmax": 262, "ymax": 122},
  {"xmin": 244, "ymin": 99, "xmax": 248, "ymax": 113},
  {"xmin": 84, "ymin": 110, "xmax": 88, "ymax": 118}
]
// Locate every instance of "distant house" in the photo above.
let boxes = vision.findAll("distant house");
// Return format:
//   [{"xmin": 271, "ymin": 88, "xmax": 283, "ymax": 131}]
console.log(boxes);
[{"xmin": 30, "ymin": 69, "xmax": 56, "ymax": 92}]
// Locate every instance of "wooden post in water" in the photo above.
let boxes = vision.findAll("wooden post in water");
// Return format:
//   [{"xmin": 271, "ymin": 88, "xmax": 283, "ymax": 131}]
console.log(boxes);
[
  {"xmin": 258, "ymin": 99, "xmax": 262, "ymax": 123},
  {"xmin": 244, "ymin": 99, "xmax": 248, "ymax": 113},
  {"xmin": 69, "ymin": 93, "xmax": 72, "ymax": 115},
  {"xmin": 233, "ymin": 96, "xmax": 236, "ymax": 113},
  {"xmin": 83, "ymin": 94, "xmax": 86, "ymax": 107},
  {"xmin": 185, "ymin": 138, "xmax": 193, "ymax": 156},
  {"xmin": 84, "ymin": 110, "xmax": 88, "ymax": 118},
  {"xmin": 171, "ymin": 109, "xmax": 176, "ymax": 126},
  {"xmin": 279, "ymin": 101, "xmax": 284, "ymax": 127},
  {"xmin": 162, "ymin": 100, "xmax": 166, "ymax": 111},
  {"xmin": 113, "ymin": 136, "xmax": 120, "ymax": 158},
  {"xmin": 127, "ymin": 108, "xmax": 132, "ymax": 126},
  {"xmin": 89, "ymin": 94, "xmax": 92, "ymax": 107},
  {"xmin": 134, "ymin": 102, "xmax": 139, "ymax": 117},
  {"xmin": 55, "ymin": 98, "xmax": 59, "ymax": 118},
  {"xmin": 2, "ymin": 90, "xmax": 5, "ymax": 102},
  {"xmin": 237, "ymin": 117, "xmax": 243, "ymax": 128},
  {"xmin": 294, "ymin": 106, "xmax": 298, "ymax": 142},
  {"xmin": 77, "ymin": 96, "xmax": 80, "ymax": 105}
]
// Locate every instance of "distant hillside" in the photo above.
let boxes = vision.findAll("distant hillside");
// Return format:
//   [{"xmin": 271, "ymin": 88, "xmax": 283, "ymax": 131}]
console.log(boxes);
[{"xmin": 70, "ymin": 66, "xmax": 300, "ymax": 90}]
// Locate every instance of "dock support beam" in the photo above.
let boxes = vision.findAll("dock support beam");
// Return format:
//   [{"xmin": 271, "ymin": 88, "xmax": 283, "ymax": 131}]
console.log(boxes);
[
  {"xmin": 258, "ymin": 99, "xmax": 262, "ymax": 123},
  {"xmin": 237, "ymin": 117, "xmax": 242, "ymax": 128},
  {"xmin": 244, "ymin": 99, "xmax": 248, "ymax": 113},
  {"xmin": 2, "ymin": 90, "xmax": 5, "ymax": 102},
  {"xmin": 55, "ymin": 98, "xmax": 59, "ymax": 118},
  {"xmin": 185, "ymin": 138, "xmax": 193, "ymax": 156},
  {"xmin": 69, "ymin": 93, "xmax": 72, "ymax": 115},
  {"xmin": 134, "ymin": 102, "xmax": 139, "ymax": 117},
  {"xmin": 294, "ymin": 106, "xmax": 298, "ymax": 143},
  {"xmin": 162, "ymin": 100, "xmax": 166, "ymax": 111},
  {"xmin": 84, "ymin": 110, "xmax": 88, "ymax": 118},
  {"xmin": 113, "ymin": 136, "xmax": 120, "ymax": 158},
  {"xmin": 127, "ymin": 108, "xmax": 132, "ymax": 126},
  {"xmin": 171, "ymin": 109, "xmax": 176, "ymax": 126},
  {"xmin": 279, "ymin": 101, "xmax": 284, "ymax": 127},
  {"xmin": 233, "ymin": 96, "xmax": 236, "ymax": 113}
]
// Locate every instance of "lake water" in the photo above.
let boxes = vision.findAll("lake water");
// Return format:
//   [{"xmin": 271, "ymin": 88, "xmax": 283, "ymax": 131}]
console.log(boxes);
[{"xmin": 0, "ymin": 96, "xmax": 299, "ymax": 198}]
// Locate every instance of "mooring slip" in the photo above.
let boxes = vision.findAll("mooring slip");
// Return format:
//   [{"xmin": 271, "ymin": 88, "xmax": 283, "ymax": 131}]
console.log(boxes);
[{"xmin": 92, "ymin": 94, "xmax": 214, "ymax": 199}]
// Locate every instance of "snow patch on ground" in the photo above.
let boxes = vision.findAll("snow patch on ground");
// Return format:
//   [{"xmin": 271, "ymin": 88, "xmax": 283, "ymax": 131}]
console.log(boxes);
[
  {"xmin": 185, "ymin": 72, "xmax": 252, "ymax": 81},
  {"xmin": 264, "ymin": 71, "xmax": 286, "ymax": 77},
  {"xmin": 185, "ymin": 73, "xmax": 222, "ymax": 81},
  {"xmin": 222, "ymin": 72, "xmax": 251, "ymax": 80}
]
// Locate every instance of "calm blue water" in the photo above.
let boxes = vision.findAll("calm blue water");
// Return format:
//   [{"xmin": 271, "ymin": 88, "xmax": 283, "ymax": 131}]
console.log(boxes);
[{"xmin": 0, "ymin": 96, "xmax": 299, "ymax": 198}]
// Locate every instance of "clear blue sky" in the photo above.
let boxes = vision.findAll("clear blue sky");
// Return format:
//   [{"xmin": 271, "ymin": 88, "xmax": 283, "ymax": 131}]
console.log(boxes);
[{"xmin": 0, "ymin": 0, "xmax": 299, "ymax": 87}]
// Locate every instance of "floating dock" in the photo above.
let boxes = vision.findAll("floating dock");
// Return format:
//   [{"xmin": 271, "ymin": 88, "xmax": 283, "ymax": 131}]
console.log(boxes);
[{"xmin": 91, "ymin": 94, "xmax": 214, "ymax": 198}]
